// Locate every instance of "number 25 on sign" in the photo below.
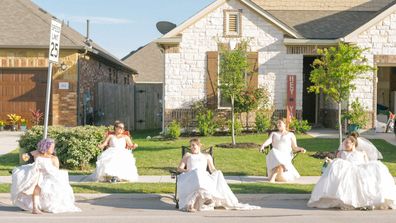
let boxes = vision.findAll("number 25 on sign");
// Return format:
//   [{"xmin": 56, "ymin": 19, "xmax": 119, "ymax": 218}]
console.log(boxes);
[{"xmin": 48, "ymin": 19, "xmax": 62, "ymax": 63}]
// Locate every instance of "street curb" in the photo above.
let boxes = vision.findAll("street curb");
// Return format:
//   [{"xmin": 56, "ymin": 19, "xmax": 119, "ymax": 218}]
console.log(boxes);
[{"xmin": 0, "ymin": 193, "xmax": 311, "ymax": 201}]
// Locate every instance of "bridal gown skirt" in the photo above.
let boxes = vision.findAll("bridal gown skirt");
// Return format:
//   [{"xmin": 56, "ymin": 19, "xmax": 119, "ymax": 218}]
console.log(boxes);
[
  {"xmin": 11, "ymin": 162, "xmax": 81, "ymax": 213},
  {"xmin": 177, "ymin": 169, "xmax": 260, "ymax": 211},
  {"xmin": 266, "ymin": 148, "xmax": 300, "ymax": 181},
  {"xmin": 308, "ymin": 159, "xmax": 396, "ymax": 209},
  {"xmin": 94, "ymin": 147, "xmax": 139, "ymax": 182}
]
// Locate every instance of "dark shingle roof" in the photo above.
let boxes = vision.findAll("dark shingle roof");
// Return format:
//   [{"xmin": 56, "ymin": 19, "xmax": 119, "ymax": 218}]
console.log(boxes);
[
  {"xmin": 267, "ymin": 10, "xmax": 378, "ymax": 39},
  {"xmin": 248, "ymin": 0, "xmax": 396, "ymax": 39},
  {"xmin": 122, "ymin": 42, "xmax": 164, "ymax": 83},
  {"xmin": 0, "ymin": 0, "xmax": 135, "ymax": 73}
]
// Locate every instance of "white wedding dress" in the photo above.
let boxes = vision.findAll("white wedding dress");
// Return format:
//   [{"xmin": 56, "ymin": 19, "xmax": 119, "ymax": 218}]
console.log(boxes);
[
  {"xmin": 308, "ymin": 150, "xmax": 396, "ymax": 209},
  {"xmin": 94, "ymin": 135, "xmax": 138, "ymax": 182},
  {"xmin": 266, "ymin": 132, "xmax": 300, "ymax": 181},
  {"xmin": 177, "ymin": 153, "xmax": 260, "ymax": 211},
  {"xmin": 338, "ymin": 137, "xmax": 383, "ymax": 161},
  {"xmin": 11, "ymin": 156, "xmax": 81, "ymax": 213}
]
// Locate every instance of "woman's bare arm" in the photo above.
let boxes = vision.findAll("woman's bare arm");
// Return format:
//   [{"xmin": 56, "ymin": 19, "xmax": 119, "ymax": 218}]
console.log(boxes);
[
  {"xmin": 207, "ymin": 154, "xmax": 217, "ymax": 173},
  {"xmin": 260, "ymin": 133, "xmax": 273, "ymax": 152},
  {"xmin": 177, "ymin": 153, "xmax": 190, "ymax": 173},
  {"xmin": 291, "ymin": 133, "xmax": 306, "ymax": 153},
  {"xmin": 98, "ymin": 135, "xmax": 112, "ymax": 150}
]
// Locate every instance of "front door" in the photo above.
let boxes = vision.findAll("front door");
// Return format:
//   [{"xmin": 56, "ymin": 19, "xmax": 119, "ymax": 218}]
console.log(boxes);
[{"xmin": 302, "ymin": 56, "xmax": 317, "ymax": 124}]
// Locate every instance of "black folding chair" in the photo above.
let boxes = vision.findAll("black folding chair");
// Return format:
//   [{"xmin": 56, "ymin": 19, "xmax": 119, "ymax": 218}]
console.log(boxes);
[{"xmin": 170, "ymin": 145, "xmax": 214, "ymax": 209}]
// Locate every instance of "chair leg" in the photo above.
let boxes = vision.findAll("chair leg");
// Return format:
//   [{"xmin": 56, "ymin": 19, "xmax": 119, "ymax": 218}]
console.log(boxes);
[{"xmin": 175, "ymin": 175, "xmax": 179, "ymax": 209}]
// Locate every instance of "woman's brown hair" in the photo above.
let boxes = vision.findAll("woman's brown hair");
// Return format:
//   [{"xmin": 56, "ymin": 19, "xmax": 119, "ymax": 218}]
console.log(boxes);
[{"xmin": 346, "ymin": 134, "xmax": 358, "ymax": 147}]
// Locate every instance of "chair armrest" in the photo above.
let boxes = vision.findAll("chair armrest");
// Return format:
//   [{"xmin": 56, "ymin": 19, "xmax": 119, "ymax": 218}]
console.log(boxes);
[{"xmin": 169, "ymin": 169, "xmax": 182, "ymax": 179}]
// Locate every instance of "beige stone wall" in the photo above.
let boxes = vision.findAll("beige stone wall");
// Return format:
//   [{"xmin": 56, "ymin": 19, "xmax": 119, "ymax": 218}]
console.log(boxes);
[{"xmin": 252, "ymin": 0, "xmax": 394, "ymax": 11}]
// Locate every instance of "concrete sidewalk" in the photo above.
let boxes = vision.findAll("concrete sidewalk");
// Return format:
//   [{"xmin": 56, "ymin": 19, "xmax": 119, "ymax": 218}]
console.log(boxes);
[
  {"xmin": 0, "ymin": 175, "xmax": 322, "ymax": 185},
  {"xmin": 308, "ymin": 128, "xmax": 396, "ymax": 146},
  {"xmin": 0, "ymin": 131, "xmax": 23, "ymax": 155}
]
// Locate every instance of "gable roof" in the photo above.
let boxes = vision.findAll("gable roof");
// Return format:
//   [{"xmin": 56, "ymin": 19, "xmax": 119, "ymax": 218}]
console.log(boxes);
[
  {"xmin": 161, "ymin": 0, "xmax": 301, "ymax": 39},
  {"xmin": 159, "ymin": 0, "xmax": 396, "ymax": 41},
  {"xmin": 122, "ymin": 42, "xmax": 164, "ymax": 83},
  {"xmin": 0, "ymin": 0, "xmax": 136, "ymax": 73}
]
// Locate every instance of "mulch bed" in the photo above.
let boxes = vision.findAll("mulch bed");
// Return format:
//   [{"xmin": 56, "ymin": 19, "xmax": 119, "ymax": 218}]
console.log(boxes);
[
  {"xmin": 216, "ymin": 143, "xmax": 261, "ymax": 149},
  {"xmin": 311, "ymin": 151, "xmax": 337, "ymax": 159}
]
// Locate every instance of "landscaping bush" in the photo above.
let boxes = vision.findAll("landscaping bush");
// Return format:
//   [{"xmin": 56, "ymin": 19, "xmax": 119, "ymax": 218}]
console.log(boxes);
[
  {"xmin": 227, "ymin": 118, "xmax": 242, "ymax": 135},
  {"xmin": 197, "ymin": 110, "xmax": 217, "ymax": 136},
  {"xmin": 289, "ymin": 118, "xmax": 311, "ymax": 134},
  {"xmin": 255, "ymin": 112, "xmax": 271, "ymax": 133},
  {"xmin": 165, "ymin": 120, "xmax": 181, "ymax": 139},
  {"xmin": 19, "ymin": 125, "xmax": 109, "ymax": 169}
]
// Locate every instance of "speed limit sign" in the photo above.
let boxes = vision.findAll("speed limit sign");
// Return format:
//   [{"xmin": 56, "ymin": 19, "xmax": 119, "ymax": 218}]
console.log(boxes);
[{"xmin": 48, "ymin": 19, "xmax": 62, "ymax": 63}]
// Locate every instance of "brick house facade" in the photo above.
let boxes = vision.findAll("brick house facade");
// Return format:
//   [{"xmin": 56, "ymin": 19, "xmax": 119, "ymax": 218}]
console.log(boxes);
[{"xmin": 0, "ymin": 0, "xmax": 136, "ymax": 127}]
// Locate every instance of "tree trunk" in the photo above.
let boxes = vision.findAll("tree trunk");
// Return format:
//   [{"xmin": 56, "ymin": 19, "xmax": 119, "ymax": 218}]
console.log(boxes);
[
  {"xmin": 338, "ymin": 102, "xmax": 343, "ymax": 148},
  {"xmin": 231, "ymin": 96, "xmax": 236, "ymax": 145},
  {"xmin": 246, "ymin": 112, "xmax": 249, "ymax": 131}
]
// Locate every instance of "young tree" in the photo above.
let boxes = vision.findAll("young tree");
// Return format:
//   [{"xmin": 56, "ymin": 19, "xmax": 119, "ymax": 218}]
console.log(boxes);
[
  {"xmin": 219, "ymin": 41, "xmax": 249, "ymax": 145},
  {"xmin": 308, "ymin": 42, "xmax": 374, "ymax": 147}
]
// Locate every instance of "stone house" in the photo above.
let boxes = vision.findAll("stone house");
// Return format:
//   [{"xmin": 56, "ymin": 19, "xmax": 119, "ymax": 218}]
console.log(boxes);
[
  {"xmin": 0, "ymin": 0, "xmax": 136, "ymax": 128},
  {"xmin": 155, "ymin": 0, "xmax": 396, "ymax": 129}
]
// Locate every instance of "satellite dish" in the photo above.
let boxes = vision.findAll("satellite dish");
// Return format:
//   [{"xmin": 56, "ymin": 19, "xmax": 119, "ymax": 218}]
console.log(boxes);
[{"xmin": 156, "ymin": 21, "xmax": 176, "ymax": 35}]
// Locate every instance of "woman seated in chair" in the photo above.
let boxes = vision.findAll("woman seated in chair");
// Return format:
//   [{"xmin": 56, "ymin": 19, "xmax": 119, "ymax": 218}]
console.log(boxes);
[
  {"xmin": 93, "ymin": 120, "xmax": 138, "ymax": 182},
  {"xmin": 259, "ymin": 119, "xmax": 306, "ymax": 183},
  {"xmin": 308, "ymin": 134, "xmax": 396, "ymax": 210},
  {"xmin": 338, "ymin": 132, "xmax": 383, "ymax": 161},
  {"xmin": 177, "ymin": 138, "xmax": 260, "ymax": 212}
]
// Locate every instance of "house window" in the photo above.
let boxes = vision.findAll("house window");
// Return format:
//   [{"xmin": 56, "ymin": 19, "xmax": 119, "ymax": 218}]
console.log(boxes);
[
  {"xmin": 108, "ymin": 68, "xmax": 112, "ymax": 82},
  {"xmin": 224, "ymin": 10, "xmax": 241, "ymax": 37}
]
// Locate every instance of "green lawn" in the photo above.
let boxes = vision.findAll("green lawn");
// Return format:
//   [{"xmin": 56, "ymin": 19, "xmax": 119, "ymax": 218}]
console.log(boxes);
[
  {"xmin": 1, "ymin": 131, "xmax": 395, "ymax": 176},
  {"xmin": 0, "ymin": 183, "xmax": 314, "ymax": 194}
]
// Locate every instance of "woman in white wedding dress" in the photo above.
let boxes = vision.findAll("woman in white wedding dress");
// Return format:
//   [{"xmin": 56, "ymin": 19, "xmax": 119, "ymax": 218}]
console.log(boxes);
[
  {"xmin": 338, "ymin": 132, "xmax": 383, "ymax": 161},
  {"xmin": 11, "ymin": 138, "xmax": 81, "ymax": 214},
  {"xmin": 177, "ymin": 138, "xmax": 260, "ymax": 212},
  {"xmin": 259, "ymin": 119, "xmax": 306, "ymax": 183},
  {"xmin": 94, "ymin": 121, "xmax": 138, "ymax": 182},
  {"xmin": 308, "ymin": 134, "xmax": 396, "ymax": 210}
]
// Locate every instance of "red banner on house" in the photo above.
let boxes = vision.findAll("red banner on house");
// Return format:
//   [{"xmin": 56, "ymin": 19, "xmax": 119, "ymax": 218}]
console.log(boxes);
[{"xmin": 286, "ymin": 75, "xmax": 297, "ymax": 126}]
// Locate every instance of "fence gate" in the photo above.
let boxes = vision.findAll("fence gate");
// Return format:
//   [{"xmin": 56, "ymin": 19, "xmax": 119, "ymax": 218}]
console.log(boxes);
[
  {"xmin": 95, "ymin": 82, "xmax": 135, "ymax": 130},
  {"xmin": 134, "ymin": 83, "xmax": 162, "ymax": 130}
]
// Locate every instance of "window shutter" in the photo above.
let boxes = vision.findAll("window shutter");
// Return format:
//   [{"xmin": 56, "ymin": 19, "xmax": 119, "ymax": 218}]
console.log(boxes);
[
  {"xmin": 206, "ymin": 51, "xmax": 218, "ymax": 109},
  {"xmin": 247, "ymin": 52, "xmax": 258, "ymax": 91}
]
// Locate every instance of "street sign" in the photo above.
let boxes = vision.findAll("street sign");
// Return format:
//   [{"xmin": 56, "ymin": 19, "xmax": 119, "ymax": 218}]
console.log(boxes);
[
  {"xmin": 44, "ymin": 19, "xmax": 62, "ymax": 139},
  {"xmin": 286, "ymin": 75, "xmax": 297, "ymax": 126},
  {"xmin": 48, "ymin": 19, "xmax": 62, "ymax": 63}
]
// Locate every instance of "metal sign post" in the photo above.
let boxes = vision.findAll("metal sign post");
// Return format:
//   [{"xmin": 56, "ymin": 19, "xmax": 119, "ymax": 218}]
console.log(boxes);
[{"xmin": 43, "ymin": 19, "xmax": 62, "ymax": 139}]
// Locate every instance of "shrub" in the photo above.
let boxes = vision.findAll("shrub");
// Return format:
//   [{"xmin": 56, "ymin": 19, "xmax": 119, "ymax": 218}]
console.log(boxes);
[
  {"xmin": 342, "ymin": 99, "xmax": 369, "ymax": 128},
  {"xmin": 227, "ymin": 118, "xmax": 242, "ymax": 135},
  {"xmin": 255, "ymin": 112, "xmax": 271, "ymax": 133},
  {"xmin": 197, "ymin": 110, "xmax": 217, "ymax": 136},
  {"xmin": 165, "ymin": 120, "xmax": 181, "ymax": 139},
  {"xmin": 289, "ymin": 118, "xmax": 311, "ymax": 134},
  {"xmin": 19, "ymin": 125, "xmax": 109, "ymax": 170}
]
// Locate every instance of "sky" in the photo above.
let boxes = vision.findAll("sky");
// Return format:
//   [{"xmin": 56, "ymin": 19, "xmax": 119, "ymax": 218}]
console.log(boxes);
[{"xmin": 32, "ymin": 0, "xmax": 215, "ymax": 59}]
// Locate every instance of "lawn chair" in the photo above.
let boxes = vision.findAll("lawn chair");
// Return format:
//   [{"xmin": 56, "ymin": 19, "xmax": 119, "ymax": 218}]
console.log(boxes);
[
  {"xmin": 105, "ymin": 130, "xmax": 136, "ymax": 150},
  {"xmin": 169, "ymin": 145, "xmax": 214, "ymax": 209},
  {"xmin": 260, "ymin": 130, "xmax": 301, "ymax": 176}
]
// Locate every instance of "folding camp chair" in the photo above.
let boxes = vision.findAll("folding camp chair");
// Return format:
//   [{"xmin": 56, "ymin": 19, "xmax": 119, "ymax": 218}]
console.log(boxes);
[{"xmin": 170, "ymin": 145, "xmax": 214, "ymax": 209}]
